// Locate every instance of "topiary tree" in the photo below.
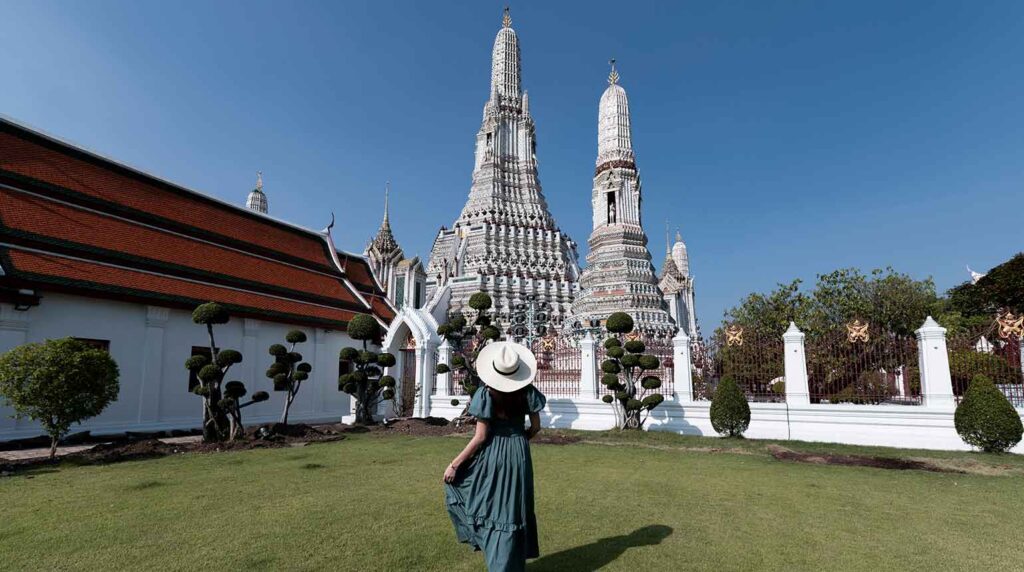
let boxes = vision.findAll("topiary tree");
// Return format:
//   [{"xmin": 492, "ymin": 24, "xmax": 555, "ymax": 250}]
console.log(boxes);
[
  {"xmin": 599, "ymin": 312, "xmax": 665, "ymax": 430},
  {"xmin": 0, "ymin": 338, "xmax": 120, "ymax": 459},
  {"xmin": 954, "ymin": 374, "xmax": 1023, "ymax": 453},
  {"xmin": 338, "ymin": 314, "xmax": 396, "ymax": 424},
  {"xmin": 710, "ymin": 376, "xmax": 750, "ymax": 437},
  {"xmin": 435, "ymin": 292, "xmax": 500, "ymax": 418},
  {"xmin": 185, "ymin": 302, "xmax": 266, "ymax": 441},
  {"xmin": 266, "ymin": 330, "xmax": 312, "ymax": 425}
]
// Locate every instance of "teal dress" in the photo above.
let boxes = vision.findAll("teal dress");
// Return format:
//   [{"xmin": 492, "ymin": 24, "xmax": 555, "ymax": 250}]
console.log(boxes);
[{"xmin": 445, "ymin": 385, "xmax": 547, "ymax": 572}]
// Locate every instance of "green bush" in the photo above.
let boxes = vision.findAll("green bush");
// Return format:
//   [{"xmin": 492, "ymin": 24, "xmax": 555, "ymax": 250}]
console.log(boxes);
[
  {"xmin": 601, "ymin": 360, "xmax": 621, "ymax": 374},
  {"xmin": 638, "ymin": 355, "xmax": 660, "ymax": 370},
  {"xmin": 347, "ymin": 314, "xmax": 380, "ymax": 341},
  {"xmin": 481, "ymin": 326, "xmax": 501, "ymax": 340},
  {"xmin": 640, "ymin": 376, "xmax": 661, "ymax": 390},
  {"xmin": 377, "ymin": 353, "xmax": 396, "ymax": 367},
  {"xmin": 624, "ymin": 340, "xmax": 645, "ymax": 354},
  {"xmin": 954, "ymin": 375, "xmax": 1023, "ymax": 453},
  {"xmin": 339, "ymin": 347, "xmax": 359, "ymax": 361},
  {"xmin": 285, "ymin": 330, "xmax": 307, "ymax": 344},
  {"xmin": 435, "ymin": 363, "xmax": 451, "ymax": 374},
  {"xmin": 606, "ymin": 312, "xmax": 634, "ymax": 334},
  {"xmin": 607, "ymin": 346, "xmax": 625, "ymax": 359},
  {"xmin": 604, "ymin": 338, "xmax": 622, "ymax": 350},
  {"xmin": 710, "ymin": 376, "xmax": 750, "ymax": 437},
  {"xmin": 468, "ymin": 292, "xmax": 493, "ymax": 311},
  {"xmin": 602, "ymin": 394, "xmax": 614, "ymax": 404},
  {"xmin": 601, "ymin": 373, "xmax": 620, "ymax": 386},
  {"xmin": 0, "ymin": 338, "xmax": 120, "ymax": 458},
  {"xmin": 191, "ymin": 302, "xmax": 229, "ymax": 325},
  {"xmin": 620, "ymin": 354, "xmax": 640, "ymax": 368},
  {"xmin": 641, "ymin": 394, "xmax": 664, "ymax": 409}
]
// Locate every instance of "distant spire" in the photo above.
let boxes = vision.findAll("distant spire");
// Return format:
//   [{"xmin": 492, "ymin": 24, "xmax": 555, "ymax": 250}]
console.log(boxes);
[
  {"xmin": 608, "ymin": 58, "xmax": 619, "ymax": 85},
  {"xmin": 246, "ymin": 170, "xmax": 268, "ymax": 214},
  {"xmin": 676, "ymin": 229, "xmax": 682, "ymax": 243},
  {"xmin": 368, "ymin": 182, "xmax": 400, "ymax": 255},
  {"xmin": 665, "ymin": 220, "xmax": 671, "ymax": 254},
  {"xmin": 502, "ymin": 6, "xmax": 512, "ymax": 28}
]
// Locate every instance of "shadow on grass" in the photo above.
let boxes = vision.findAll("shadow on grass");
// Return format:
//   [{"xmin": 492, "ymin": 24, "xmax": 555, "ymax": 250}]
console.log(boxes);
[{"xmin": 529, "ymin": 524, "xmax": 673, "ymax": 571}]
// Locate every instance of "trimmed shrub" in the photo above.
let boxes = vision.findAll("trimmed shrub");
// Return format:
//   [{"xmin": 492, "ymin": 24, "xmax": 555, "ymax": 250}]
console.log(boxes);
[
  {"xmin": 710, "ymin": 376, "xmax": 750, "ymax": 437},
  {"xmin": 954, "ymin": 375, "xmax": 1023, "ymax": 453},
  {"xmin": 192, "ymin": 302, "xmax": 229, "ymax": 325},
  {"xmin": 347, "ymin": 314, "xmax": 380, "ymax": 341},
  {"xmin": 602, "ymin": 394, "xmax": 614, "ymax": 404},
  {"xmin": 601, "ymin": 360, "xmax": 621, "ymax": 374},
  {"xmin": 620, "ymin": 354, "xmax": 640, "ymax": 368},
  {"xmin": 602, "ymin": 373, "xmax": 620, "ymax": 385},
  {"xmin": 606, "ymin": 312, "xmax": 634, "ymax": 334},
  {"xmin": 640, "ymin": 376, "xmax": 662, "ymax": 390},
  {"xmin": 468, "ymin": 292, "xmax": 493, "ymax": 311},
  {"xmin": 435, "ymin": 363, "xmax": 451, "ymax": 374},
  {"xmin": 604, "ymin": 338, "xmax": 622, "ymax": 350},
  {"xmin": 638, "ymin": 355, "xmax": 660, "ymax": 371},
  {"xmin": 607, "ymin": 346, "xmax": 625, "ymax": 359},
  {"xmin": 624, "ymin": 340, "xmax": 646, "ymax": 354}
]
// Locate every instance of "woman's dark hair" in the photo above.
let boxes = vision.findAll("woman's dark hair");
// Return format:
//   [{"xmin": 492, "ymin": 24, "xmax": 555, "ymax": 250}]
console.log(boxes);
[{"xmin": 487, "ymin": 386, "xmax": 529, "ymax": 419}]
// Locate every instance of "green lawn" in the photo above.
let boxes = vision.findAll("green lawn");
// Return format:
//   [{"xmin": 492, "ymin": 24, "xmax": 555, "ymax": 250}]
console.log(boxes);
[{"xmin": 1, "ymin": 432, "xmax": 1022, "ymax": 571}]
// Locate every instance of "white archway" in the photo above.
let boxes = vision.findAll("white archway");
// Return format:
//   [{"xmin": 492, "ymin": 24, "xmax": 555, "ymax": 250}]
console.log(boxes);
[{"xmin": 382, "ymin": 307, "xmax": 442, "ymax": 418}]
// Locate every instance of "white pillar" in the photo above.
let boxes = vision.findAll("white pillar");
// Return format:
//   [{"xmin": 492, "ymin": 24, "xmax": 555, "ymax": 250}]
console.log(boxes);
[
  {"xmin": 580, "ymin": 332, "xmax": 598, "ymax": 400},
  {"xmin": 783, "ymin": 322, "xmax": 810, "ymax": 405},
  {"xmin": 418, "ymin": 342, "xmax": 436, "ymax": 418},
  {"xmin": 436, "ymin": 339, "xmax": 451, "ymax": 398},
  {"xmin": 916, "ymin": 316, "xmax": 954, "ymax": 409},
  {"xmin": 241, "ymin": 317, "xmax": 260, "ymax": 396},
  {"xmin": 138, "ymin": 306, "xmax": 168, "ymax": 423},
  {"xmin": 672, "ymin": 328, "xmax": 693, "ymax": 403}
]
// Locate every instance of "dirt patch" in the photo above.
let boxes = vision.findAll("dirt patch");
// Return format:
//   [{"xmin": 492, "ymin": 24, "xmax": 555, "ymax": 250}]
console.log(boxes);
[
  {"xmin": 0, "ymin": 424, "xmax": 349, "ymax": 476},
  {"xmin": 531, "ymin": 434, "xmax": 582, "ymax": 445},
  {"xmin": 376, "ymin": 417, "xmax": 472, "ymax": 437},
  {"xmin": 767, "ymin": 445, "xmax": 965, "ymax": 474}
]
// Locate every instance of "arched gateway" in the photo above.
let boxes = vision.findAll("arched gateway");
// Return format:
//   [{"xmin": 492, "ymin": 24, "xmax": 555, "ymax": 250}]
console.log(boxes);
[{"xmin": 381, "ymin": 296, "xmax": 447, "ymax": 419}]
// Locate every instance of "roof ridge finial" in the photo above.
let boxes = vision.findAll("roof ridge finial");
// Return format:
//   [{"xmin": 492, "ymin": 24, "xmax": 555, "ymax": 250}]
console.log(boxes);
[
  {"xmin": 383, "ymin": 181, "xmax": 390, "ymax": 224},
  {"xmin": 608, "ymin": 58, "xmax": 619, "ymax": 85},
  {"xmin": 255, "ymin": 170, "xmax": 263, "ymax": 192},
  {"xmin": 502, "ymin": 6, "xmax": 511, "ymax": 28},
  {"xmin": 676, "ymin": 228, "xmax": 682, "ymax": 243}
]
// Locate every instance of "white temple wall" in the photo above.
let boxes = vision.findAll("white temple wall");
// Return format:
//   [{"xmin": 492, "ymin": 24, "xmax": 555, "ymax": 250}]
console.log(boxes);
[{"xmin": 0, "ymin": 294, "xmax": 358, "ymax": 440}]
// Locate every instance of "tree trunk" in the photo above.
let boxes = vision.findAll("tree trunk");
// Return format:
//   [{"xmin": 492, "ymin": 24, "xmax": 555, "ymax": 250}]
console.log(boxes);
[{"xmin": 49, "ymin": 436, "xmax": 59, "ymax": 460}]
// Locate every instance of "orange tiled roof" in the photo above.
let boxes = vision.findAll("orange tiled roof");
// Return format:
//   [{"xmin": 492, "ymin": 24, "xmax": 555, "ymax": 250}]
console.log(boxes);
[{"xmin": 0, "ymin": 118, "xmax": 395, "ymax": 328}]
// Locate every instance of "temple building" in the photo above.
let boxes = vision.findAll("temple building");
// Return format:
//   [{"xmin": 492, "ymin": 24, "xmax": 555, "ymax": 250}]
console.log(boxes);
[
  {"xmin": 425, "ymin": 8, "xmax": 581, "ymax": 327},
  {"xmin": 365, "ymin": 184, "xmax": 427, "ymax": 312},
  {"xmin": 658, "ymin": 230, "xmax": 698, "ymax": 337},
  {"xmin": 0, "ymin": 116, "xmax": 395, "ymax": 440},
  {"xmin": 571, "ymin": 63, "xmax": 675, "ymax": 336}
]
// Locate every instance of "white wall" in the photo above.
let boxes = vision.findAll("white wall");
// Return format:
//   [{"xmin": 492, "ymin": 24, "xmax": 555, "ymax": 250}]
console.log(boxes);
[
  {"xmin": 429, "ymin": 395, "xmax": 1023, "ymax": 453},
  {"xmin": 0, "ymin": 295, "xmax": 359, "ymax": 440}
]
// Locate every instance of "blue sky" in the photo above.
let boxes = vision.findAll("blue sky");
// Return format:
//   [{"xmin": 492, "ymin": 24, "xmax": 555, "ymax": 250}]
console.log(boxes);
[{"xmin": 3, "ymin": 1, "xmax": 1022, "ymax": 330}]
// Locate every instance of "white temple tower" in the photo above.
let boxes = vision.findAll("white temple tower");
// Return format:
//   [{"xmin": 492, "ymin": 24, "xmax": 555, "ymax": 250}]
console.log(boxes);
[
  {"xmin": 571, "ymin": 62, "xmax": 674, "ymax": 336},
  {"xmin": 425, "ymin": 8, "xmax": 580, "ymax": 325},
  {"xmin": 658, "ymin": 230, "xmax": 698, "ymax": 336}
]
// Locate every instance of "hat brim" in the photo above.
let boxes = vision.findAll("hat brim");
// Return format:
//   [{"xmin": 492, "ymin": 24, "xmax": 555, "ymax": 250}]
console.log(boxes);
[{"xmin": 476, "ymin": 341, "xmax": 538, "ymax": 393}]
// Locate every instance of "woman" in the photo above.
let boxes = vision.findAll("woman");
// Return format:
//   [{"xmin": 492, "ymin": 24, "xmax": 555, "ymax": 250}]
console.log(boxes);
[{"xmin": 444, "ymin": 341, "xmax": 547, "ymax": 572}]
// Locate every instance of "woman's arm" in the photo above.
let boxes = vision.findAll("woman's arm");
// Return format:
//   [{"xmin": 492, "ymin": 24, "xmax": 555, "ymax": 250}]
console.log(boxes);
[
  {"xmin": 526, "ymin": 412, "xmax": 541, "ymax": 440},
  {"xmin": 443, "ymin": 419, "xmax": 489, "ymax": 483}
]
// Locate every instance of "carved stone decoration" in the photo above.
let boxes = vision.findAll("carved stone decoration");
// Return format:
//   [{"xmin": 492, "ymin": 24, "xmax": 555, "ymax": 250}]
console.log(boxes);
[
  {"xmin": 725, "ymin": 325, "xmax": 744, "ymax": 347},
  {"xmin": 404, "ymin": 331, "xmax": 417, "ymax": 350},
  {"xmin": 846, "ymin": 319, "xmax": 870, "ymax": 343},
  {"xmin": 997, "ymin": 311, "xmax": 1024, "ymax": 339}
]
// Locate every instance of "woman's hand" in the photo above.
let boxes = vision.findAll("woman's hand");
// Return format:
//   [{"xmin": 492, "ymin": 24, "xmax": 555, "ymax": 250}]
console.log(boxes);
[{"xmin": 443, "ymin": 463, "xmax": 458, "ymax": 484}]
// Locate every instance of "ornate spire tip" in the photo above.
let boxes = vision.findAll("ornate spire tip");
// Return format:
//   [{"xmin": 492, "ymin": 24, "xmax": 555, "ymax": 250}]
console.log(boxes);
[
  {"xmin": 502, "ymin": 6, "xmax": 511, "ymax": 28},
  {"xmin": 255, "ymin": 171, "xmax": 263, "ymax": 191},
  {"xmin": 608, "ymin": 58, "xmax": 619, "ymax": 85}
]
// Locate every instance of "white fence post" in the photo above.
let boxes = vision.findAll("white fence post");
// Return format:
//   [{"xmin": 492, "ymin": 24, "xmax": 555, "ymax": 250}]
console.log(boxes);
[
  {"xmin": 673, "ymin": 328, "xmax": 693, "ymax": 403},
  {"xmin": 580, "ymin": 332, "xmax": 598, "ymax": 400},
  {"xmin": 436, "ymin": 339, "xmax": 451, "ymax": 398},
  {"xmin": 783, "ymin": 322, "xmax": 810, "ymax": 405},
  {"xmin": 916, "ymin": 316, "xmax": 954, "ymax": 409}
]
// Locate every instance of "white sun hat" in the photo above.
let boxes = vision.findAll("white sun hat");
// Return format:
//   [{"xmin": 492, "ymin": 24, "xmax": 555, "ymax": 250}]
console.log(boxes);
[{"xmin": 476, "ymin": 341, "xmax": 538, "ymax": 393}]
